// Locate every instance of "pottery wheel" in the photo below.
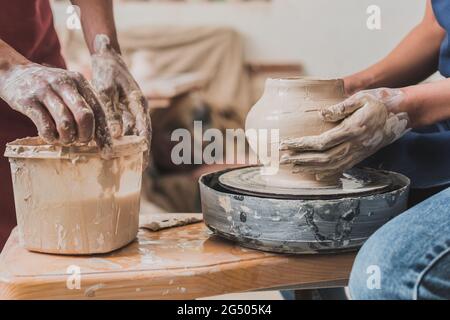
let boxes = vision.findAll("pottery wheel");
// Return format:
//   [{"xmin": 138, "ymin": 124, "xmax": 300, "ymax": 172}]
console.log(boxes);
[
  {"xmin": 218, "ymin": 166, "xmax": 392, "ymax": 199},
  {"xmin": 200, "ymin": 167, "xmax": 410, "ymax": 254}
]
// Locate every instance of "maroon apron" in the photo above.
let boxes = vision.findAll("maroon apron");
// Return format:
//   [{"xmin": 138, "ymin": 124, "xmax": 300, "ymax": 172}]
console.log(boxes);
[{"xmin": 0, "ymin": 0, "xmax": 66, "ymax": 249}]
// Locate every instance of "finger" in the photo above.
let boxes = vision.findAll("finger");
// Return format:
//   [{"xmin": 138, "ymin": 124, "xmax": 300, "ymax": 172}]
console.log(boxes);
[
  {"xmin": 316, "ymin": 160, "xmax": 358, "ymax": 180},
  {"xmin": 126, "ymin": 90, "xmax": 152, "ymax": 139},
  {"xmin": 97, "ymin": 86, "xmax": 123, "ymax": 138},
  {"xmin": 125, "ymin": 90, "xmax": 151, "ymax": 169},
  {"xmin": 20, "ymin": 100, "xmax": 58, "ymax": 143},
  {"xmin": 291, "ymin": 146, "xmax": 368, "ymax": 180},
  {"xmin": 118, "ymin": 102, "xmax": 135, "ymax": 135},
  {"xmin": 292, "ymin": 154, "xmax": 356, "ymax": 179},
  {"xmin": 395, "ymin": 112, "xmax": 410, "ymax": 124},
  {"xmin": 280, "ymin": 142, "xmax": 351, "ymax": 166},
  {"xmin": 90, "ymin": 65, "xmax": 123, "ymax": 139},
  {"xmin": 280, "ymin": 124, "xmax": 362, "ymax": 152},
  {"xmin": 74, "ymin": 76, "xmax": 113, "ymax": 155},
  {"xmin": 386, "ymin": 112, "xmax": 410, "ymax": 141},
  {"xmin": 41, "ymin": 89, "xmax": 76, "ymax": 145},
  {"xmin": 320, "ymin": 97, "xmax": 365, "ymax": 122},
  {"xmin": 107, "ymin": 57, "xmax": 146, "ymax": 136},
  {"xmin": 52, "ymin": 80, "xmax": 95, "ymax": 143},
  {"xmin": 316, "ymin": 170, "xmax": 346, "ymax": 181}
]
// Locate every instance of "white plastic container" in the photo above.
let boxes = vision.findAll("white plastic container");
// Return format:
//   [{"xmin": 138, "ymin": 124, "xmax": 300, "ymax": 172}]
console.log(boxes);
[{"xmin": 4, "ymin": 136, "xmax": 147, "ymax": 255}]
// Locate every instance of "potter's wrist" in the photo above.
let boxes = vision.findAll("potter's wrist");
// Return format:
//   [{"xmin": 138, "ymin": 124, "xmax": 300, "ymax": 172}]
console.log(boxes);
[
  {"xmin": 383, "ymin": 87, "xmax": 410, "ymax": 112},
  {"xmin": 108, "ymin": 40, "xmax": 121, "ymax": 55},
  {"xmin": 0, "ymin": 60, "xmax": 34, "ymax": 91},
  {"xmin": 393, "ymin": 86, "xmax": 421, "ymax": 127},
  {"xmin": 90, "ymin": 44, "xmax": 121, "ymax": 58},
  {"xmin": 0, "ymin": 52, "xmax": 30, "ymax": 84},
  {"xmin": 343, "ymin": 73, "xmax": 374, "ymax": 96},
  {"xmin": 91, "ymin": 34, "xmax": 121, "ymax": 56},
  {"xmin": 399, "ymin": 86, "xmax": 416, "ymax": 108},
  {"xmin": 342, "ymin": 77, "xmax": 359, "ymax": 96}
]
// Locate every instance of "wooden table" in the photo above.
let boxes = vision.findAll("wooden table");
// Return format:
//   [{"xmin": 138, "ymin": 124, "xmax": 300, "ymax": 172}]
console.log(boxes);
[{"xmin": 0, "ymin": 221, "xmax": 356, "ymax": 300}]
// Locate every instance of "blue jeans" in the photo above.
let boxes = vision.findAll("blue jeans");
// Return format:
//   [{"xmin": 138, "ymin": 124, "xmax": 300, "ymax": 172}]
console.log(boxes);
[{"xmin": 349, "ymin": 187, "xmax": 450, "ymax": 300}]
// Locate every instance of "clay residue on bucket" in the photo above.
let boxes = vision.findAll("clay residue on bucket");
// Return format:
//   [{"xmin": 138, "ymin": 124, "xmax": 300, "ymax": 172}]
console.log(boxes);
[
  {"xmin": 4, "ymin": 135, "xmax": 147, "ymax": 160},
  {"xmin": 5, "ymin": 136, "xmax": 146, "ymax": 255}
]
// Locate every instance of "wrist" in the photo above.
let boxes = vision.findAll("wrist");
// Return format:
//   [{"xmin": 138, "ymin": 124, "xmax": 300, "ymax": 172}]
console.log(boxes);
[
  {"xmin": 0, "ymin": 49, "xmax": 30, "ymax": 78},
  {"xmin": 397, "ymin": 86, "xmax": 423, "ymax": 128},
  {"xmin": 0, "ymin": 60, "xmax": 33, "ymax": 89},
  {"xmin": 91, "ymin": 33, "xmax": 121, "ymax": 56},
  {"xmin": 343, "ymin": 72, "xmax": 374, "ymax": 96},
  {"xmin": 401, "ymin": 81, "xmax": 450, "ymax": 128}
]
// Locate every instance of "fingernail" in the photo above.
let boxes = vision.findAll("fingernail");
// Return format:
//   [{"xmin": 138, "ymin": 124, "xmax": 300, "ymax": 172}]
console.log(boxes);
[{"xmin": 279, "ymin": 154, "xmax": 290, "ymax": 164}]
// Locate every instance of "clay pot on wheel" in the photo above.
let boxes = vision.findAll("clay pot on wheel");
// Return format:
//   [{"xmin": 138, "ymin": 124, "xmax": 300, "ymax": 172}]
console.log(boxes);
[{"xmin": 245, "ymin": 78, "xmax": 346, "ymax": 188}]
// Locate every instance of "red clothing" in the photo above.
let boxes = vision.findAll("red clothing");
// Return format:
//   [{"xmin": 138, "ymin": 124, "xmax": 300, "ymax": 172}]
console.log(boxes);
[{"xmin": 0, "ymin": 0, "xmax": 66, "ymax": 249}]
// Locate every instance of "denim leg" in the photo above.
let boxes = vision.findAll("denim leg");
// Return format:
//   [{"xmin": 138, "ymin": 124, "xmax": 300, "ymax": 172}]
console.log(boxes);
[{"xmin": 349, "ymin": 187, "xmax": 450, "ymax": 300}]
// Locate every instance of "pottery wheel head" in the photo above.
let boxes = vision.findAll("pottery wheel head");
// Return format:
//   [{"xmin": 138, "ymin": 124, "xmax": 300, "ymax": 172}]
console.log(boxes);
[{"xmin": 218, "ymin": 166, "xmax": 392, "ymax": 199}]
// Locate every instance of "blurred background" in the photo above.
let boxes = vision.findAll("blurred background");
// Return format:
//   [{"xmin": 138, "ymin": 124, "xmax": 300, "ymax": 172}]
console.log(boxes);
[{"xmin": 50, "ymin": 0, "xmax": 426, "ymax": 215}]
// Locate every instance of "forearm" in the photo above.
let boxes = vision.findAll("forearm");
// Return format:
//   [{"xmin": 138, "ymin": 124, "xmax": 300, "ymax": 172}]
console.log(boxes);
[
  {"xmin": 71, "ymin": 0, "xmax": 120, "ymax": 54},
  {"xmin": 345, "ymin": 1, "xmax": 445, "ymax": 94},
  {"xmin": 0, "ymin": 39, "xmax": 30, "ymax": 80},
  {"xmin": 398, "ymin": 80, "xmax": 450, "ymax": 128}
]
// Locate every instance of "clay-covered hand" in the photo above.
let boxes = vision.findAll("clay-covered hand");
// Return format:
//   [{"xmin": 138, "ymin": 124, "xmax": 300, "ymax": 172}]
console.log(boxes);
[
  {"xmin": 280, "ymin": 88, "xmax": 410, "ymax": 180},
  {"xmin": 91, "ymin": 34, "xmax": 152, "ymax": 155},
  {"xmin": 0, "ymin": 63, "xmax": 112, "ymax": 150}
]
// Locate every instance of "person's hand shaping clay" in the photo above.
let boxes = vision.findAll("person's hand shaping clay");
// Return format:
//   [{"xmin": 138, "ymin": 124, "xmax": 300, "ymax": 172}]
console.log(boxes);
[
  {"xmin": 0, "ymin": 63, "xmax": 112, "ymax": 151},
  {"xmin": 280, "ymin": 88, "xmax": 410, "ymax": 180},
  {"xmin": 91, "ymin": 34, "xmax": 152, "ymax": 161}
]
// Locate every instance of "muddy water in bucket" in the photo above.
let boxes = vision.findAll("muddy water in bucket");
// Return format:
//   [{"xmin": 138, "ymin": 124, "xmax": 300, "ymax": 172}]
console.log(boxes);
[{"xmin": 4, "ymin": 136, "xmax": 147, "ymax": 255}]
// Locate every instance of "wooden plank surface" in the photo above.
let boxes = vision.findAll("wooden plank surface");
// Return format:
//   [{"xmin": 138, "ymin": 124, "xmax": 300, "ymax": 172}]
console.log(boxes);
[{"xmin": 0, "ymin": 219, "xmax": 356, "ymax": 300}]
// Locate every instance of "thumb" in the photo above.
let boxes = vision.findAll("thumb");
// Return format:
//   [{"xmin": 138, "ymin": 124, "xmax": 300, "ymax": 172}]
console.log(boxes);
[{"xmin": 320, "ymin": 96, "xmax": 365, "ymax": 122}]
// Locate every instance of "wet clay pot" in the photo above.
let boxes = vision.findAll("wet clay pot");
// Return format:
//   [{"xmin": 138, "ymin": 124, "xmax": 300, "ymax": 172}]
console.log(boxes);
[{"xmin": 245, "ymin": 78, "xmax": 346, "ymax": 188}]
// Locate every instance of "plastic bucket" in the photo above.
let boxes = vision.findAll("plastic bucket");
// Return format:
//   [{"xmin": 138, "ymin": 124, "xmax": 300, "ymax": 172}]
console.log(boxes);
[{"xmin": 4, "ymin": 136, "xmax": 147, "ymax": 255}]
